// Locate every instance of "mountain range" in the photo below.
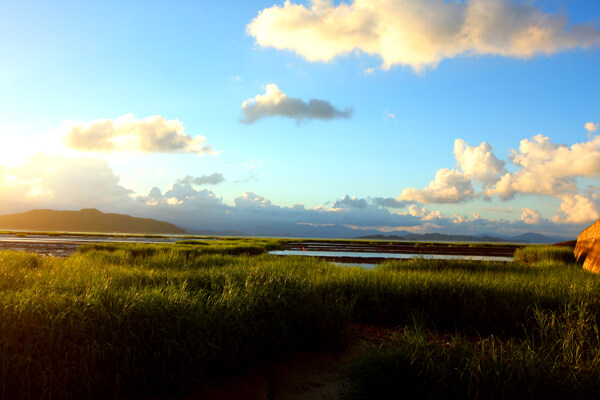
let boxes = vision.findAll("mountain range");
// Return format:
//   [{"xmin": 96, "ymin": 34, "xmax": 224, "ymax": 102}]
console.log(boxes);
[
  {"xmin": 190, "ymin": 223, "xmax": 571, "ymax": 244},
  {"xmin": 0, "ymin": 209, "xmax": 571, "ymax": 243}
]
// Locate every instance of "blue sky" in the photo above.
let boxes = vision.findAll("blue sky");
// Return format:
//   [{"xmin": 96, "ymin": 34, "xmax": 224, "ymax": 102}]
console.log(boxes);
[{"xmin": 1, "ymin": 0, "xmax": 599, "ymax": 237}]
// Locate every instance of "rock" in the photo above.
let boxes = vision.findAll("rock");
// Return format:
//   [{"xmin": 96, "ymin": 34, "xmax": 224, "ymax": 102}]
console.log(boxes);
[{"xmin": 575, "ymin": 219, "xmax": 600, "ymax": 273}]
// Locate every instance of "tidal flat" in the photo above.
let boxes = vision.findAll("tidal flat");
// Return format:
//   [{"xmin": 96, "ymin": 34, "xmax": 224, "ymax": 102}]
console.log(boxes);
[{"xmin": 0, "ymin": 239, "xmax": 597, "ymax": 399}]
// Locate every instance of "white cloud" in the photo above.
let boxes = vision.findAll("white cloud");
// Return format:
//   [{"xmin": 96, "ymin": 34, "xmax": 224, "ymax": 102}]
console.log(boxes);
[
  {"xmin": 248, "ymin": 0, "xmax": 600, "ymax": 72},
  {"xmin": 552, "ymin": 194, "xmax": 600, "ymax": 224},
  {"xmin": 61, "ymin": 113, "xmax": 215, "ymax": 155},
  {"xmin": 585, "ymin": 122, "xmax": 599, "ymax": 133},
  {"xmin": 240, "ymin": 83, "xmax": 353, "ymax": 123},
  {"xmin": 397, "ymin": 138, "xmax": 504, "ymax": 204},
  {"xmin": 487, "ymin": 134, "xmax": 600, "ymax": 199},
  {"xmin": 234, "ymin": 192, "xmax": 273, "ymax": 208},
  {"xmin": 406, "ymin": 205, "xmax": 443, "ymax": 221},
  {"xmin": 137, "ymin": 184, "xmax": 222, "ymax": 208},
  {"xmin": 398, "ymin": 168, "xmax": 476, "ymax": 203},
  {"xmin": 454, "ymin": 139, "xmax": 504, "ymax": 184},
  {"xmin": 520, "ymin": 207, "xmax": 543, "ymax": 224}
]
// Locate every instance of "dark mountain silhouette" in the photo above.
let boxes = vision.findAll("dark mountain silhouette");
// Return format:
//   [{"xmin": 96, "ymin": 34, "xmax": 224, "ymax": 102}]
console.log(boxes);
[{"xmin": 0, "ymin": 209, "xmax": 187, "ymax": 234}]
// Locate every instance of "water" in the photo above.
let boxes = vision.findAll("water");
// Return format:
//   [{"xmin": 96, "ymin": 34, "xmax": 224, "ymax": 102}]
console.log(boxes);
[
  {"xmin": 268, "ymin": 250, "xmax": 513, "ymax": 262},
  {"xmin": 0, "ymin": 234, "xmax": 208, "ymax": 257}
]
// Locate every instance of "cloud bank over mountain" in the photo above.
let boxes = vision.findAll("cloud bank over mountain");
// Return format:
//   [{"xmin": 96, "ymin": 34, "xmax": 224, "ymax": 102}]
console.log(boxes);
[{"xmin": 1, "ymin": 115, "xmax": 598, "ymax": 239}]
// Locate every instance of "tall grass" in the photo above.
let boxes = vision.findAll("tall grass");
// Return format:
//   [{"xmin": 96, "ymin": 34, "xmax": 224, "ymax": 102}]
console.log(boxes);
[
  {"xmin": 0, "ymin": 244, "xmax": 598, "ymax": 399},
  {"xmin": 347, "ymin": 310, "xmax": 600, "ymax": 400},
  {"xmin": 514, "ymin": 245, "xmax": 575, "ymax": 264}
]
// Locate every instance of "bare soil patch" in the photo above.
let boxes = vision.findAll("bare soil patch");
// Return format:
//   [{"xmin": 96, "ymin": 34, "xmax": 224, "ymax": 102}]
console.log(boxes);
[{"xmin": 180, "ymin": 325, "xmax": 391, "ymax": 400}]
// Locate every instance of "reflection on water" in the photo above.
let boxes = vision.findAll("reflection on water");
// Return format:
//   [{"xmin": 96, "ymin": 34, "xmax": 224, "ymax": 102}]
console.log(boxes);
[
  {"xmin": 331, "ymin": 262, "xmax": 378, "ymax": 269},
  {"xmin": 0, "ymin": 234, "xmax": 209, "ymax": 257},
  {"xmin": 0, "ymin": 235, "xmax": 181, "ymax": 244},
  {"xmin": 268, "ymin": 250, "xmax": 513, "ymax": 262}
]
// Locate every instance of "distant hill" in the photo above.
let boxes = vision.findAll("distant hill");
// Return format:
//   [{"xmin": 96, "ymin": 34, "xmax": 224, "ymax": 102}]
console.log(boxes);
[
  {"xmin": 507, "ymin": 232, "xmax": 568, "ymax": 244},
  {"xmin": 0, "ymin": 209, "xmax": 187, "ymax": 234}
]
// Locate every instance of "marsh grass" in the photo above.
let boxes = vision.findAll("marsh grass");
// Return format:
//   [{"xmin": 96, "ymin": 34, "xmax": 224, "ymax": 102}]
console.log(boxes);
[
  {"xmin": 0, "ymin": 242, "xmax": 598, "ymax": 399},
  {"xmin": 514, "ymin": 245, "xmax": 576, "ymax": 264},
  {"xmin": 347, "ymin": 313, "xmax": 600, "ymax": 400}
]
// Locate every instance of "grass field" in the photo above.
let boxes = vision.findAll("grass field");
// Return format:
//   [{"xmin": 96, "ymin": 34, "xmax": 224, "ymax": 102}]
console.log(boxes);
[{"xmin": 0, "ymin": 240, "xmax": 597, "ymax": 399}]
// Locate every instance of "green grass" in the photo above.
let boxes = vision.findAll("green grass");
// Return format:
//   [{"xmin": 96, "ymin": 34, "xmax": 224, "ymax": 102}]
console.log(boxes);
[
  {"xmin": 0, "ymin": 241, "xmax": 598, "ymax": 399},
  {"xmin": 347, "ymin": 315, "xmax": 600, "ymax": 400},
  {"xmin": 514, "ymin": 245, "xmax": 576, "ymax": 263}
]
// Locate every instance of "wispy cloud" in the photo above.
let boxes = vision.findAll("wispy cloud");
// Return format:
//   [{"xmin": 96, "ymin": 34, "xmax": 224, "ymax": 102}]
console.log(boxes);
[
  {"xmin": 61, "ymin": 113, "xmax": 215, "ymax": 155},
  {"xmin": 240, "ymin": 83, "xmax": 353, "ymax": 124},
  {"xmin": 248, "ymin": 0, "xmax": 600, "ymax": 72}
]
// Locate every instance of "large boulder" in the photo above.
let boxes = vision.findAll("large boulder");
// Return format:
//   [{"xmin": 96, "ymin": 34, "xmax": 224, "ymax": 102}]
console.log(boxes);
[{"xmin": 575, "ymin": 219, "xmax": 600, "ymax": 273}]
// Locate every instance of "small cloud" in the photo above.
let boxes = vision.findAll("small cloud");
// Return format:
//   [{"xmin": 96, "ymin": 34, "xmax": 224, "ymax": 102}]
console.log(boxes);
[
  {"xmin": 178, "ymin": 173, "xmax": 225, "ymax": 186},
  {"xmin": 520, "ymin": 207, "xmax": 543, "ymax": 224},
  {"xmin": 585, "ymin": 122, "xmax": 599, "ymax": 133},
  {"xmin": 405, "ymin": 205, "xmax": 443, "ymax": 221},
  {"xmin": 384, "ymin": 111, "xmax": 397, "ymax": 123},
  {"xmin": 61, "ymin": 113, "xmax": 215, "ymax": 156},
  {"xmin": 332, "ymin": 195, "xmax": 368, "ymax": 209},
  {"xmin": 364, "ymin": 67, "xmax": 375, "ymax": 74},
  {"xmin": 234, "ymin": 191, "xmax": 273, "ymax": 208},
  {"xmin": 240, "ymin": 83, "xmax": 353, "ymax": 124},
  {"xmin": 233, "ymin": 75, "xmax": 244, "ymax": 82}
]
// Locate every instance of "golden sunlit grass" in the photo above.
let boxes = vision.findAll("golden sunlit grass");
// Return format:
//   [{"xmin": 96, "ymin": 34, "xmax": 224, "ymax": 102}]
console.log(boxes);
[{"xmin": 0, "ymin": 242, "xmax": 598, "ymax": 399}]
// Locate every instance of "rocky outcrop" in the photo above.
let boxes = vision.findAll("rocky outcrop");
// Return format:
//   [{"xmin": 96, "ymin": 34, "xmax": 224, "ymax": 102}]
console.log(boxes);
[{"xmin": 575, "ymin": 219, "xmax": 600, "ymax": 273}]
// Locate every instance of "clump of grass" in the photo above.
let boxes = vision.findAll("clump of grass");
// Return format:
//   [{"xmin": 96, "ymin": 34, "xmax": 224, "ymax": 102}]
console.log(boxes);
[
  {"xmin": 514, "ymin": 245, "xmax": 575, "ymax": 264},
  {"xmin": 348, "ymin": 299, "xmax": 600, "ymax": 400},
  {"xmin": 174, "ymin": 240, "xmax": 210, "ymax": 245}
]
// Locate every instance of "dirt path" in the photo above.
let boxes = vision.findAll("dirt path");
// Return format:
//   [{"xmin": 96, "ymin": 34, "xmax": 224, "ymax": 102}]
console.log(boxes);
[{"xmin": 184, "ymin": 326, "xmax": 390, "ymax": 400}]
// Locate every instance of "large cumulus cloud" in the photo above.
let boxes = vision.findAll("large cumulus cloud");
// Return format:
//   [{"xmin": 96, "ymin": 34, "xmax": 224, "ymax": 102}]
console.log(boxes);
[
  {"xmin": 399, "ymin": 139, "xmax": 503, "ymax": 203},
  {"xmin": 248, "ymin": 0, "xmax": 600, "ymax": 72},
  {"xmin": 397, "ymin": 130, "xmax": 600, "ymax": 225},
  {"xmin": 487, "ymin": 134, "xmax": 600, "ymax": 199}
]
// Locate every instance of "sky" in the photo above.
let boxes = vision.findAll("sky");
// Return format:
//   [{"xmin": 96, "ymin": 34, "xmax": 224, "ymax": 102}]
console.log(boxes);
[{"xmin": 0, "ymin": 0, "xmax": 599, "ymax": 238}]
